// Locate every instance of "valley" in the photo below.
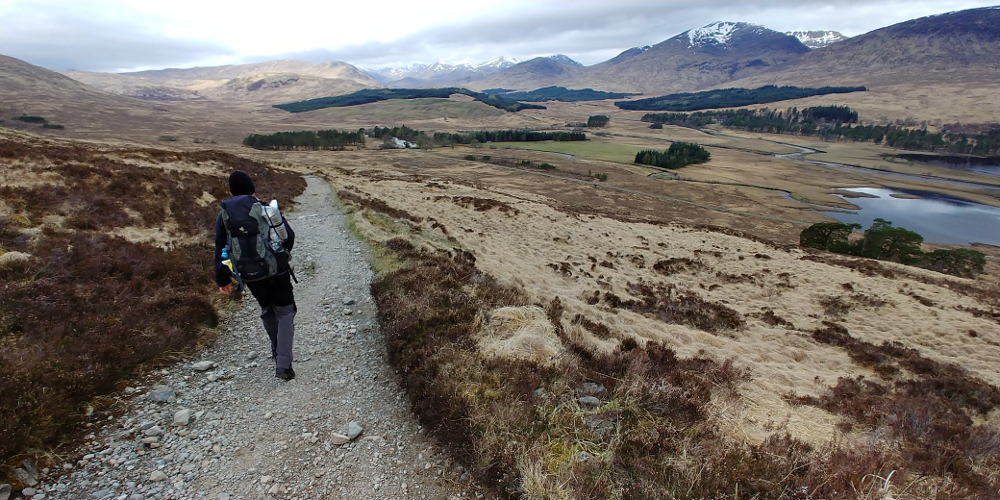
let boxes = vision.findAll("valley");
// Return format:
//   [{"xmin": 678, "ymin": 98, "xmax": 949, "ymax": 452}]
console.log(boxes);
[{"xmin": 2, "ymin": 4, "xmax": 1000, "ymax": 499}]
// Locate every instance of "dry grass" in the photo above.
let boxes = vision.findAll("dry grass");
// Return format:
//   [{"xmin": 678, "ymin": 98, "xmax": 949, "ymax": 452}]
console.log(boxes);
[
  {"xmin": 0, "ymin": 130, "xmax": 306, "ymax": 480},
  {"xmin": 327, "ymin": 158, "xmax": 1000, "ymax": 499}
]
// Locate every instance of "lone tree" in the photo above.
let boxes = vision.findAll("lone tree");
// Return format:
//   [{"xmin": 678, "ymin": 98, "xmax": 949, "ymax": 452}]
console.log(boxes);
[
  {"xmin": 859, "ymin": 218, "xmax": 924, "ymax": 264},
  {"xmin": 799, "ymin": 222, "xmax": 861, "ymax": 253}
]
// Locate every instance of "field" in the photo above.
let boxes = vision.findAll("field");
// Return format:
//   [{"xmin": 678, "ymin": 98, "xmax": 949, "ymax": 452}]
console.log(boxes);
[
  {"xmin": 301, "ymin": 148, "xmax": 1000, "ymax": 498},
  {"xmin": 4, "ymin": 84, "xmax": 1000, "ymax": 497}
]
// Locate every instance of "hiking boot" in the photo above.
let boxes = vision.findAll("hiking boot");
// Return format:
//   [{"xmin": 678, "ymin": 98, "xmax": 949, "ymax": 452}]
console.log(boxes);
[{"xmin": 276, "ymin": 367, "xmax": 295, "ymax": 380}]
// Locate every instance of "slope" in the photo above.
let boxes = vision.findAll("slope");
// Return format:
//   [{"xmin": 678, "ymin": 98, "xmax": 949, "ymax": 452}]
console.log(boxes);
[
  {"xmin": 725, "ymin": 7, "xmax": 1000, "ymax": 124},
  {"xmin": 563, "ymin": 22, "xmax": 809, "ymax": 94},
  {"xmin": 470, "ymin": 56, "xmax": 589, "ymax": 91}
]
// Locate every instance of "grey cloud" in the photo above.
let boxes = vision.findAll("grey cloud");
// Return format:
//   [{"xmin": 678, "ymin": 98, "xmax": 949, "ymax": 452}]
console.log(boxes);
[
  {"xmin": 4, "ymin": 0, "xmax": 996, "ymax": 72},
  {"xmin": 1, "ymin": 3, "xmax": 235, "ymax": 71}
]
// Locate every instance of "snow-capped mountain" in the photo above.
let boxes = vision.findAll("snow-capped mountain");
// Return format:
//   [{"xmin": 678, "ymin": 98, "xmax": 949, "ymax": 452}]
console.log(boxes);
[
  {"xmin": 545, "ymin": 54, "xmax": 583, "ymax": 66},
  {"xmin": 685, "ymin": 22, "xmax": 769, "ymax": 47},
  {"xmin": 786, "ymin": 30, "xmax": 849, "ymax": 49},
  {"xmin": 560, "ymin": 21, "xmax": 807, "ymax": 94},
  {"xmin": 367, "ymin": 57, "xmax": 520, "ymax": 86}
]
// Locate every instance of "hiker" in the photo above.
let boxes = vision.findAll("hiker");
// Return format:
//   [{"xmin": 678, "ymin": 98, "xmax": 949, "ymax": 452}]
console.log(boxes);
[{"xmin": 215, "ymin": 171, "xmax": 298, "ymax": 380}]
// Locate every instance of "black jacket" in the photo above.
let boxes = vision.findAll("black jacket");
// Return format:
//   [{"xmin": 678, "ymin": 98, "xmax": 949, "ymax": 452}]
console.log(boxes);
[{"xmin": 214, "ymin": 196, "xmax": 295, "ymax": 287}]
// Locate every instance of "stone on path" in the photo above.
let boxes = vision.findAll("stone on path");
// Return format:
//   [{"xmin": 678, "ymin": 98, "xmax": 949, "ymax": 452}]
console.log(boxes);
[
  {"xmin": 13, "ymin": 468, "xmax": 37, "ymax": 487},
  {"xmin": 330, "ymin": 433, "xmax": 350, "ymax": 445},
  {"xmin": 342, "ymin": 297, "xmax": 355, "ymax": 305},
  {"xmin": 218, "ymin": 494, "xmax": 231, "ymax": 500},
  {"xmin": 192, "ymin": 360, "xmax": 216, "ymax": 372},
  {"xmin": 0, "ymin": 483, "xmax": 11, "ymax": 500},
  {"xmin": 144, "ymin": 425, "xmax": 164, "ymax": 437},
  {"xmin": 173, "ymin": 409, "xmax": 191, "ymax": 427},
  {"xmin": 348, "ymin": 421, "xmax": 364, "ymax": 440},
  {"xmin": 149, "ymin": 471, "xmax": 167, "ymax": 482},
  {"xmin": 578, "ymin": 396, "xmax": 601, "ymax": 409},
  {"xmin": 147, "ymin": 385, "xmax": 176, "ymax": 403}
]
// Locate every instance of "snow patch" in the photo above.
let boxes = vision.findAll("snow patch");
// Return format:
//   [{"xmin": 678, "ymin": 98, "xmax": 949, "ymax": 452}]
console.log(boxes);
[
  {"xmin": 786, "ymin": 30, "xmax": 847, "ymax": 49},
  {"xmin": 687, "ymin": 21, "xmax": 746, "ymax": 46}
]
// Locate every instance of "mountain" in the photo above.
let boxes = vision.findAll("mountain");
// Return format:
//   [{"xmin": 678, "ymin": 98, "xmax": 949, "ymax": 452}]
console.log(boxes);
[
  {"xmin": 59, "ymin": 59, "xmax": 380, "ymax": 104},
  {"xmin": 725, "ymin": 7, "xmax": 1000, "ymax": 124},
  {"xmin": 123, "ymin": 59, "xmax": 375, "ymax": 83},
  {"xmin": 605, "ymin": 46, "xmax": 651, "ymax": 66},
  {"xmin": 732, "ymin": 7, "xmax": 1000, "ymax": 88},
  {"xmin": 471, "ymin": 56, "xmax": 590, "ymax": 91},
  {"xmin": 561, "ymin": 21, "xmax": 809, "ymax": 94},
  {"xmin": 368, "ymin": 57, "xmax": 520, "ymax": 87},
  {"xmin": 545, "ymin": 55, "xmax": 583, "ymax": 66},
  {"xmin": 58, "ymin": 71, "xmax": 204, "ymax": 101},
  {"xmin": 0, "ymin": 54, "xmax": 190, "ymax": 136},
  {"xmin": 786, "ymin": 30, "xmax": 848, "ymax": 49}
]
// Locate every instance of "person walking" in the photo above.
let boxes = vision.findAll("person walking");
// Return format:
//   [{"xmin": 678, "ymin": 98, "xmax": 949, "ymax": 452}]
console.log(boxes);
[{"xmin": 215, "ymin": 170, "xmax": 298, "ymax": 380}]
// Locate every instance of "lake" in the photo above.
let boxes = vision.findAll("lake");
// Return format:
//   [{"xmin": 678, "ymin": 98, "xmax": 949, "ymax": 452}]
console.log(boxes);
[{"xmin": 820, "ymin": 187, "xmax": 1000, "ymax": 246}]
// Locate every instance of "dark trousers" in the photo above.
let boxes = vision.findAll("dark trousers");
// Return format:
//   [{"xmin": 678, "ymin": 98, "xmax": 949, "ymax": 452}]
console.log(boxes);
[{"xmin": 246, "ymin": 272, "xmax": 296, "ymax": 371}]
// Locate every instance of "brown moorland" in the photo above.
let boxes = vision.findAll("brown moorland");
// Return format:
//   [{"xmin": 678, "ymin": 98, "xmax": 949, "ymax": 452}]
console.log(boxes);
[
  {"xmin": 0, "ymin": 129, "xmax": 305, "ymax": 474},
  {"xmin": 264, "ymin": 142, "xmax": 1000, "ymax": 499}
]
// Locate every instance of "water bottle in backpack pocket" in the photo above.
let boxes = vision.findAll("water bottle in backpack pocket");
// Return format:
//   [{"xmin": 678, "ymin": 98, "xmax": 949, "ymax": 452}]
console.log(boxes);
[{"xmin": 220, "ymin": 195, "xmax": 288, "ymax": 282}]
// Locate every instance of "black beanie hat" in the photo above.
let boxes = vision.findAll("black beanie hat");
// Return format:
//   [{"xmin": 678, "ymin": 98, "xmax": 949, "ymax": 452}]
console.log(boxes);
[{"xmin": 228, "ymin": 171, "xmax": 255, "ymax": 196}]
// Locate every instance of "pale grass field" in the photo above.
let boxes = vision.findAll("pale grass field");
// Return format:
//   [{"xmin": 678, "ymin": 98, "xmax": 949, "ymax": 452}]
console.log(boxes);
[{"xmin": 316, "ymin": 158, "xmax": 1000, "ymax": 449}]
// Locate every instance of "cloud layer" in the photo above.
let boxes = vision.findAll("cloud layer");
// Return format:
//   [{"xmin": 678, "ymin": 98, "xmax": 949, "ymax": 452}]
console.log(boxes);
[{"xmin": 2, "ymin": 0, "xmax": 997, "ymax": 72}]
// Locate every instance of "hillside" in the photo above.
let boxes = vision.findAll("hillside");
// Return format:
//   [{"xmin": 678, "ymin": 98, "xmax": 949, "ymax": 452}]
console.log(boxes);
[
  {"xmin": 725, "ymin": 7, "xmax": 1000, "ymax": 123},
  {"xmin": 58, "ymin": 70, "xmax": 204, "ymax": 101},
  {"xmin": 470, "ymin": 56, "xmax": 590, "ymax": 91},
  {"xmin": 60, "ymin": 60, "xmax": 381, "ymax": 104},
  {"xmin": 0, "ymin": 54, "xmax": 194, "ymax": 137},
  {"xmin": 561, "ymin": 22, "xmax": 809, "ymax": 94}
]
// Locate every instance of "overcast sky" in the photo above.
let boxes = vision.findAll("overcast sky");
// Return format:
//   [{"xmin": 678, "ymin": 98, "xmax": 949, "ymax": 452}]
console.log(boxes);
[{"xmin": 1, "ymin": 0, "xmax": 997, "ymax": 72}]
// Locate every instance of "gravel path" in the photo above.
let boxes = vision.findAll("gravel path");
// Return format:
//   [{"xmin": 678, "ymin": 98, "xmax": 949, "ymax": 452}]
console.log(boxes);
[{"xmin": 39, "ymin": 176, "xmax": 476, "ymax": 500}]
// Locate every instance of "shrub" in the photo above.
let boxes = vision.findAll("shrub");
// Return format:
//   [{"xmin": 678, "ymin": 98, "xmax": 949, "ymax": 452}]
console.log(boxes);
[
  {"xmin": 538, "ymin": 163, "xmax": 556, "ymax": 170},
  {"xmin": 649, "ymin": 122, "xmax": 663, "ymax": 129},
  {"xmin": 464, "ymin": 155, "xmax": 477, "ymax": 160},
  {"xmin": 593, "ymin": 173, "xmax": 608, "ymax": 181},
  {"xmin": 41, "ymin": 123, "xmax": 64, "ymax": 129},
  {"xmin": 13, "ymin": 115, "xmax": 46, "ymax": 123}
]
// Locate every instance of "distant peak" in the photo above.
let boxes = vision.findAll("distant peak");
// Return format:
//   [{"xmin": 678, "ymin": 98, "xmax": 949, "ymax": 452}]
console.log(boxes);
[
  {"xmin": 685, "ymin": 21, "xmax": 763, "ymax": 47},
  {"xmin": 545, "ymin": 54, "xmax": 583, "ymax": 66}
]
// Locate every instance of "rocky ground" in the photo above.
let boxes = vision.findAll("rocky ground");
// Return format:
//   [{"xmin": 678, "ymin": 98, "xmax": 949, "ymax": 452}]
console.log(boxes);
[{"xmin": 20, "ymin": 176, "xmax": 480, "ymax": 500}]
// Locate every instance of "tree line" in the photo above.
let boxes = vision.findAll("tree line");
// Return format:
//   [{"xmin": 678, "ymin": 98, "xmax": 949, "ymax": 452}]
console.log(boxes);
[
  {"xmin": 500, "ymin": 86, "xmax": 635, "ymax": 102},
  {"xmin": 244, "ymin": 127, "xmax": 586, "ymax": 151},
  {"xmin": 615, "ymin": 85, "xmax": 867, "ymax": 112},
  {"xmin": 634, "ymin": 142, "xmax": 711, "ymax": 169},
  {"xmin": 273, "ymin": 87, "xmax": 546, "ymax": 114},
  {"xmin": 642, "ymin": 107, "xmax": 1000, "ymax": 156},
  {"xmin": 432, "ymin": 130, "xmax": 586, "ymax": 145},
  {"xmin": 800, "ymin": 219, "xmax": 986, "ymax": 277},
  {"xmin": 242, "ymin": 129, "xmax": 366, "ymax": 150}
]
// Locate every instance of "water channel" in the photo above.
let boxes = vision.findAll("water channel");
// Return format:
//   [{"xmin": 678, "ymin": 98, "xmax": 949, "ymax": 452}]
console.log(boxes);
[{"xmin": 772, "ymin": 143, "xmax": 1000, "ymax": 246}]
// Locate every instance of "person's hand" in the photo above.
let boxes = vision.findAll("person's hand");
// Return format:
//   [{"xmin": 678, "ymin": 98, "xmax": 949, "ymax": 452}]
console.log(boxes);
[{"xmin": 219, "ymin": 284, "xmax": 232, "ymax": 296}]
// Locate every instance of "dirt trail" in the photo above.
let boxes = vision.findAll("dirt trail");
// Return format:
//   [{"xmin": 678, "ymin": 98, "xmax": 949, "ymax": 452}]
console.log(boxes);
[{"xmin": 46, "ymin": 176, "xmax": 477, "ymax": 500}]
